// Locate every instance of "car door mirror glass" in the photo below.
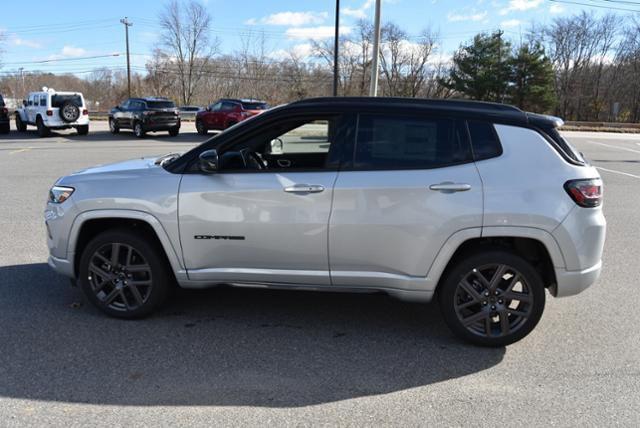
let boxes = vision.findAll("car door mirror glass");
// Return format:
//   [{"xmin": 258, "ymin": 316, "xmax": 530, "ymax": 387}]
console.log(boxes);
[
  {"xmin": 269, "ymin": 138, "xmax": 284, "ymax": 154},
  {"xmin": 199, "ymin": 149, "xmax": 219, "ymax": 174}
]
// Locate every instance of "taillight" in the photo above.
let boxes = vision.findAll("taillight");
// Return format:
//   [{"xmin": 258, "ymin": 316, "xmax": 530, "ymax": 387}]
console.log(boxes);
[
  {"xmin": 82, "ymin": 109, "xmax": 88, "ymax": 115},
  {"xmin": 46, "ymin": 110, "xmax": 53, "ymax": 116},
  {"xmin": 564, "ymin": 178, "xmax": 602, "ymax": 207}
]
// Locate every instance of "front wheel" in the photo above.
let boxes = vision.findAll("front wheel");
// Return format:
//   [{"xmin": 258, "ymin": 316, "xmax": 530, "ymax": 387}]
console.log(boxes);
[
  {"xmin": 78, "ymin": 229, "xmax": 173, "ymax": 318},
  {"xmin": 195, "ymin": 120, "xmax": 207, "ymax": 135},
  {"xmin": 134, "ymin": 122, "xmax": 145, "ymax": 138},
  {"xmin": 438, "ymin": 249, "xmax": 545, "ymax": 347},
  {"xmin": 16, "ymin": 115, "xmax": 27, "ymax": 132}
]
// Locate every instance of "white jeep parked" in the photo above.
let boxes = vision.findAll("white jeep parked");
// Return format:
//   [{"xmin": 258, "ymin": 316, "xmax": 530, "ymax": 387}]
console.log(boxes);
[{"xmin": 15, "ymin": 87, "xmax": 89, "ymax": 137}]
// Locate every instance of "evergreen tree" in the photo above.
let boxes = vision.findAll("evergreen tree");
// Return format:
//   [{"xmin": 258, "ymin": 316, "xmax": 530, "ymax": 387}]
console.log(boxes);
[
  {"xmin": 440, "ymin": 31, "xmax": 511, "ymax": 102},
  {"xmin": 508, "ymin": 42, "xmax": 556, "ymax": 113}
]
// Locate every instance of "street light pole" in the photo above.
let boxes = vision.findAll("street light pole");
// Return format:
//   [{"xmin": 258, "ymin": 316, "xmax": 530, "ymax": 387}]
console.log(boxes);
[
  {"xmin": 369, "ymin": 0, "xmax": 381, "ymax": 96},
  {"xmin": 120, "ymin": 17, "xmax": 133, "ymax": 98},
  {"xmin": 333, "ymin": 0, "xmax": 340, "ymax": 96}
]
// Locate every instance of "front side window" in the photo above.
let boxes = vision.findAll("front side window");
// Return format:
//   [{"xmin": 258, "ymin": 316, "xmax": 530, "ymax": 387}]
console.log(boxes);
[
  {"xmin": 221, "ymin": 102, "xmax": 238, "ymax": 111},
  {"xmin": 217, "ymin": 117, "xmax": 340, "ymax": 172},
  {"xmin": 353, "ymin": 115, "xmax": 471, "ymax": 170}
]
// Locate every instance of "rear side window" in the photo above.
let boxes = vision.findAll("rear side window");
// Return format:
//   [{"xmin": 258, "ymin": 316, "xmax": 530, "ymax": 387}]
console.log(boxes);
[
  {"xmin": 353, "ymin": 115, "xmax": 471, "ymax": 170},
  {"xmin": 40, "ymin": 96, "xmax": 47, "ymax": 107},
  {"xmin": 467, "ymin": 121, "xmax": 502, "ymax": 160}
]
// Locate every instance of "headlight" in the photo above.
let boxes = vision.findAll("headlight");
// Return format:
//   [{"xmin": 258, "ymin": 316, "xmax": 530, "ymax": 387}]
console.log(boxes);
[{"xmin": 49, "ymin": 186, "xmax": 75, "ymax": 204}]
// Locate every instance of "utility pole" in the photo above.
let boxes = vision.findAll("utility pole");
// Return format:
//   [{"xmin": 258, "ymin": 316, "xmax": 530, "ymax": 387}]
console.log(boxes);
[
  {"xmin": 369, "ymin": 0, "xmax": 381, "ymax": 96},
  {"xmin": 333, "ymin": 0, "xmax": 340, "ymax": 96},
  {"xmin": 496, "ymin": 29, "xmax": 504, "ymax": 103},
  {"xmin": 120, "ymin": 17, "xmax": 133, "ymax": 98}
]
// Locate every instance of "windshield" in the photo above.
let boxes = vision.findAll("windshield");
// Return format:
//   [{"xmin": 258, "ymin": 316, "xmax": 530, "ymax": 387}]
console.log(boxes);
[
  {"xmin": 52, "ymin": 94, "xmax": 82, "ymax": 108},
  {"xmin": 147, "ymin": 101, "xmax": 176, "ymax": 109},
  {"xmin": 242, "ymin": 102, "xmax": 269, "ymax": 110}
]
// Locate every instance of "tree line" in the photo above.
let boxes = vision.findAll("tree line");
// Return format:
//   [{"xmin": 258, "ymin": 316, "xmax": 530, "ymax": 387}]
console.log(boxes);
[{"xmin": 1, "ymin": 2, "xmax": 639, "ymax": 122}]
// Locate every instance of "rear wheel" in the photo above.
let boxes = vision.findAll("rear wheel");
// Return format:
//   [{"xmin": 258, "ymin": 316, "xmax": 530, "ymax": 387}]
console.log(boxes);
[
  {"xmin": 134, "ymin": 122, "xmax": 145, "ymax": 138},
  {"xmin": 15, "ymin": 115, "xmax": 27, "ymax": 132},
  {"xmin": 109, "ymin": 118, "xmax": 119, "ymax": 134},
  {"xmin": 438, "ymin": 249, "xmax": 545, "ymax": 347},
  {"xmin": 78, "ymin": 229, "xmax": 173, "ymax": 318},
  {"xmin": 0, "ymin": 123, "xmax": 9, "ymax": 134},
  {"xmin": 196, "ymin": 120, "xmax": 207, "ymax": 135},
  {"xmin": 36, "ymin": 116, "xmax": 51, "ymax": 137},
  {"xmin": 168, "ymin": 126, "xmax": 179, "ymax": 137},
  {"xmin": 76, "ymin": 124, "xmax": 89, "ymax": 135}
]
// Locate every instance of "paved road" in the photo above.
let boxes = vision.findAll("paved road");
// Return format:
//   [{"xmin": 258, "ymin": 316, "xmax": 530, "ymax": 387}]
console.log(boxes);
[{"xmin": 0, "ymin": 123, "xmax": 639, "ymax": 426}]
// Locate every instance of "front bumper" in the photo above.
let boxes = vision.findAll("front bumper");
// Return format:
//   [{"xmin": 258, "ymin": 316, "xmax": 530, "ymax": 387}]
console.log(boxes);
[{"xmin": 48, "ymin": 254, "xmax": 75, "ymax": 278}]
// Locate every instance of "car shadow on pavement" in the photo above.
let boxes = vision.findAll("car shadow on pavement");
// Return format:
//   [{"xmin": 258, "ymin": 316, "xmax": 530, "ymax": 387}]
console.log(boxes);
[
  {"xmin": 0, "ymin": 263, "xmax": 505, "ymax": 407},
  {"xmin": 0, "ymin": 129, "xmax": 209, "ymax": 144}
]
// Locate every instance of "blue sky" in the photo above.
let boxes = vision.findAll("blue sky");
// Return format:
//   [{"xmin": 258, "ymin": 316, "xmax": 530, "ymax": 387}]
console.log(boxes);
[{"xmin": 0, "ymin": 0, "xmax": 620, "ymax": 76}]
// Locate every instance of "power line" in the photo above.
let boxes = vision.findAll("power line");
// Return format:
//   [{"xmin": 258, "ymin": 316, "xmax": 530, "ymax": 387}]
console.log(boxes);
[{"xmin": 548, "ymin": 0, "xmax": 640, "ymax": 11}]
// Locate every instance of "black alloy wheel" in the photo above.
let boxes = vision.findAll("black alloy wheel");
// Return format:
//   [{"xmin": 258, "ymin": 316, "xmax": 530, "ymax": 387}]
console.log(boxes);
[{"xmin": 439, "ymin": 250, "xmax": 545, "ymax": 347}]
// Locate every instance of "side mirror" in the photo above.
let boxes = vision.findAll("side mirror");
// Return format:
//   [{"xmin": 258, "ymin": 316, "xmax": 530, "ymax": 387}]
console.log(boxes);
[
  {"xmin": 270, "ymin": 138, "xmax": 284, "ymax": 154},
  {"xmin": 22, "ymin": 100, "xmax": 27, "ymax": 107},
  {"xmin": 199, "ymin": 149, "xmax": 219, "ymax": 174}
]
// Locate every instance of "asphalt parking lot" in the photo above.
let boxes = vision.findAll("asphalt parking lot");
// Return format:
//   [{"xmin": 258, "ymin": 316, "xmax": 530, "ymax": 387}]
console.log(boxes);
[{"xmin": 0, "ymin": 121, "xmax": 639, "ymax": 426}]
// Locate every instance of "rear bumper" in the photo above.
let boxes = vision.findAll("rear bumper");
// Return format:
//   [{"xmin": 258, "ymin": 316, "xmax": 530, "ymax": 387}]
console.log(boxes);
[
  {"xmin": 143, "ymin": 121, "xmax": 180, "ymax": 131},
  {"xmin": 551, "ymin": 260, "xmax": 602, "ymax": 297}
]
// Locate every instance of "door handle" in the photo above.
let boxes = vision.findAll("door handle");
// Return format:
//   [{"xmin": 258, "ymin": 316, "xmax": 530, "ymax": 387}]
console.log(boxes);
[
  {"xmin": 429, "ymin": 182, "xmax": 472, "ymax": 192},
  {"xmin": 284, "ymin": 184, "xmax": 325, "ymax": 193}
]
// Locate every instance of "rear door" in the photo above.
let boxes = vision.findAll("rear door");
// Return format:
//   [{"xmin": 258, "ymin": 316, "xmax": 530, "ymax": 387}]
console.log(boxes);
[
  {"xmin": 205, "ymin": 102, "xmax": 221, "ymax": 129},
  {"xmin": 329, "ymin": 113, "xmax": 483, "ymax": 289}
]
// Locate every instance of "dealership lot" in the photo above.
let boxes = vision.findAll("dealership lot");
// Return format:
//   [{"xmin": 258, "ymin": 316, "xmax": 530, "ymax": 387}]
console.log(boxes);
[{"xmin": 0, "ymin": 123, "xmax": 639, "ymax": 425}]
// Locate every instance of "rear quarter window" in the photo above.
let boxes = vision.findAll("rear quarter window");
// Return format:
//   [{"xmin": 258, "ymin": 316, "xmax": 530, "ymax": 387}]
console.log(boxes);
[{"xmin": 467, "ymin": 121, "xmax": 503, "ymax": 161}]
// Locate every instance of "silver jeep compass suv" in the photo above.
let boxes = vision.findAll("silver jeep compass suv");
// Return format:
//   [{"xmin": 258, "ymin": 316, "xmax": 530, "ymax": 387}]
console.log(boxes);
[{"xmin": 45, "ymin": 98, "xmax": 606, "ymax": 346}]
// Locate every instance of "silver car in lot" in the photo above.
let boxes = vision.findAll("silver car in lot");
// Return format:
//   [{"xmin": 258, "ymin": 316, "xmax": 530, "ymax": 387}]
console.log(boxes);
[{"xmin": 45, "ymin": 97, "xmax": 606, "ymax": 346}]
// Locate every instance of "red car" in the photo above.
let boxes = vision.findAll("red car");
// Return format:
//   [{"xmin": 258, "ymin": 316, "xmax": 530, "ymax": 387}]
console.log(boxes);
[{"xmin": 195, "ymin": 98, "xmax": 269, "ymax": 134}]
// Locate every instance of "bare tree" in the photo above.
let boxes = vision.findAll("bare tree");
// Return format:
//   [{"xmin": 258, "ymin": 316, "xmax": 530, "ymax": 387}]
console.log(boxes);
[{"xmin": 159, "ymin": 0, "xmax": 218, "ymax": 105}]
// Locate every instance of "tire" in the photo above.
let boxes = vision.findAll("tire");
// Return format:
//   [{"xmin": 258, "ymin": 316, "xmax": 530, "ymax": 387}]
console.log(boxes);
[
  {"xmin": 59, "ymin": 101, "xmax": 80, "ymax": 123},
  {"xmin": 168, "ymin": 126, "xmax": 179, "ymax": 137},
  {"xmin": 109, "ymin": 118, "xmax": 119, "ymax": 134},
  {"xmin": 438, "ymin": 249, "xmax": 546, "ymax": 347},
  {"xmin": 196, "ymin": 120, "xmax": 207, "ymax": 135},
  {"xmin": 0, "ymin": 123, "xmax": 9, "ymax": 134},
  {"xmin": 134, "ymin": 122, "xmax": 145, "ymax": 138},
  {"xmin": 36, "ymin": 116, "xmax": 51, "ymax": 137},
  {"xmin": 15, "ymin": 115, "xmax": 27, "ymax": 132},
  {"xmin": 78, "ymin": 228, "xmax": 173, "ymax": 319},
  {"xmin": 76, "ymin": 124, "xmax": 89, "ymax": 135}
]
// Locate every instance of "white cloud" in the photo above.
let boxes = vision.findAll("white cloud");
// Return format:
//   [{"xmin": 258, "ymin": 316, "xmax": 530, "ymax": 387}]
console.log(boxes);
[
  {"xmin": 285, "ymin": 25, "xmax": 352, "ymax": 40},
  {"xmin": 268, "ymin": 43, "xmax": 314, "ymax": 60},
  {"xmin": 245, "ymin": 11, "xmax": 328, "ymax": 27},
  {"xmin": 47, "ymin": 45, "xmax": 87, "ymax": 60},
  {"xmin": 447, "ymin": 10, "xmax": 488, "ymax": 22},
  {"xmin": 500, "ymin": 0, "xmax": 543, "ymax": 15},
  {"xmin": 12, "ymin": 37, "xmax": 41, "ymax": 49},
  {"xmin": 501, "ymin": 19, "xmax": 522, "ymax": 28},
  {"xmin": 550, "ymin": 4, "xmax": 564, "ymax": 14},
  {"xmin": 343, "ymin": 0, "xmax": 374, "ymax": 19}
]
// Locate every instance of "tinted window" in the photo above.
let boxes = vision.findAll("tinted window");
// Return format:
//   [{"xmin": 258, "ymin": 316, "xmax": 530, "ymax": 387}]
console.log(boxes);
[
  {"xmin": 354, "ymin": 115, "xmax": 471, "ymax": 170},
  {"xmin": 0, "ymin": 95, "xmax": 5, "ymax": 106},
  {"xmin": 40, "ymin": 95, "xmax": 47, "ymax": 107},
  {"xmin": 467, "ymin": 121, "xmax": 502, "ymax": 160},
  {"xmin": 221, "ymin": 102, "xmax": 238, "ymax": 111},
  {"xmin": 52, "ymin": 95, "xmax": 82, "ymax": 108},
  {"xmin": 147, "ymin": 100, "xmax": 175, "ymax": 109},
  {"xmin": 241, "ymin": 102, "xmax": 269, "ymax": 110}
]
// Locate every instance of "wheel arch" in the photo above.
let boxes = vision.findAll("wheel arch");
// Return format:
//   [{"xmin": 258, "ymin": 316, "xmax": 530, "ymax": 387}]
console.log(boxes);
[
  {"xmin": 427, "ymin": 227, "xmax": 565, "ymax": 295},
  {"xmin": 68, "ymin": 210, "xmax": 184, "ymax": 279}
]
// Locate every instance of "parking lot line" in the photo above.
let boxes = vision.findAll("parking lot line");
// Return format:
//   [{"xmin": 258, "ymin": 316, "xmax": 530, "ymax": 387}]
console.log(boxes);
[
  {"xmin": 596, "ymin": 166, "xmax": 640, "ymax": 179},
  {"xmin": 9, "ymin": 147, "xmax": 32, "ymax": 155},
  {"xmin": 587, "ymin": 140, "xmax": 640, "ymax": 155}
]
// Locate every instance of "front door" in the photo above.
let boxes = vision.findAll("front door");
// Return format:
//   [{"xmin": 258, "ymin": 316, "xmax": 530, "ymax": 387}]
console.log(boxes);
[
  {"xmin": 178, "ymin": 115, "xmax": 345, "ymax": 285},
  {"xmin": 329, "ymin": 113, "xmax": 483, "ymax": 290}
]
